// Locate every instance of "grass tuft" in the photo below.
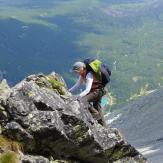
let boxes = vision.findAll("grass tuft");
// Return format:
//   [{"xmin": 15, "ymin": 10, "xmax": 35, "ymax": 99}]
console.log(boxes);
[{"xmin": 0, "ymin": 151, "xmax": 18, "ymax": 163}]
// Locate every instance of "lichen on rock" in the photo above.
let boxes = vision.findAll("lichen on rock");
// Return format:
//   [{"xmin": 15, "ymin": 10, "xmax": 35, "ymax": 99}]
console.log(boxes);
[
  {"xmin": 25, "ymin": 72, "xmax": 68, "ymax": 96},
  {"xmin": 0, "ymin": 79, "xmax": 10, "ymax": 96}
]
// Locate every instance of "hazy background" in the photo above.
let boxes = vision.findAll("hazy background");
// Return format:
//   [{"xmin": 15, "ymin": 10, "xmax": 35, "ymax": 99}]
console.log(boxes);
[{"xmin": 0, "ymin": 0, "xmax": 162, "ymax": 108}]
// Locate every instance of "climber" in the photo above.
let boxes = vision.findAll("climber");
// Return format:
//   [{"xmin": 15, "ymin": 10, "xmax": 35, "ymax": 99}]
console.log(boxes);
[{"xmin": 69, "ymin": 59, "xmax": 111, "ymax": 126}]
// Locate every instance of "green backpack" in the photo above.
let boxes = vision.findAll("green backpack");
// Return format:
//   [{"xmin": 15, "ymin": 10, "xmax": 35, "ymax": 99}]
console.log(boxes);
[{"xmin": 83, "ymin": 58, "xmax": 111, "ymax": 86}]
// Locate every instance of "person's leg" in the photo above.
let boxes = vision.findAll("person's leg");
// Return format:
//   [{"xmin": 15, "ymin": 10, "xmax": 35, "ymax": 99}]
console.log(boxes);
[
  {"xmin": 81, "ymin": 89, "xmax": 104, "ymax": 102},
  {"xmin": 93, "ymin": 101, "xmax": 106, "ymax": 127},
  {"xmin": 81, "ymin": 89, "xmax": 102, "ymax": 114},
  {"xmin": 81, "ymin": 89, "xmax": 106, "ymax": 126},
  {"xmin": 81, "ymin": 91, "xmax": 98, "ymax": 103},
  {"xmin": 81, "ymin": 91, "xmax": 100, "ymax": 116}
]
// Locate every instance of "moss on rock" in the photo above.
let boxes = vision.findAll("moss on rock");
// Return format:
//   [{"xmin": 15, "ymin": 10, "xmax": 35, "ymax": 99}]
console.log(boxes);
[
  {"xmin": 46, "ymin": 74, "xmax": 66, "ymax": 95},
  {"xmin": 29, "ymin": 73, "xmax": 67, "ymax": 95},
  {"xmin": 0, "ymin": 151, "xmax": 18, "ymax": 163},
  {"xmin": 111, "ymin": 144, "xmax": 138, "ymax": 161}
]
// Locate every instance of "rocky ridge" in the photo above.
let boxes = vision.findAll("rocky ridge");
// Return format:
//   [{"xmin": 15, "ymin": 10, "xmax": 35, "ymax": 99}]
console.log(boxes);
[{"xmin": 0, "ymin": 72, "xmax": 146, "ymax": 163}]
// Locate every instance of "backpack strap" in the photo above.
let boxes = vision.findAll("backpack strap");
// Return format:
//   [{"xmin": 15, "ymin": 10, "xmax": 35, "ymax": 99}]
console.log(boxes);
[
  {"xmin": 83, "ymin": 58, "xmax": 111, "ymax": 86},
  {"xmin": 83, "ymin": 58, "xmax": 95, "ymax": 74}
]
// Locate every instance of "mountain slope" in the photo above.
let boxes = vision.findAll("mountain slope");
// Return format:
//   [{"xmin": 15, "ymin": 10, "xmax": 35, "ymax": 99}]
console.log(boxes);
[
  {"xmin": 107, "ymin": 87, "xmax": 163, "ymax": 162},
  {"xmin": 0, "ymin": 0, "xmax": 162, "ymax": 105},
  {"xmin": 0, "ymin": 73, "xmax": 146, "ymax": 163}
]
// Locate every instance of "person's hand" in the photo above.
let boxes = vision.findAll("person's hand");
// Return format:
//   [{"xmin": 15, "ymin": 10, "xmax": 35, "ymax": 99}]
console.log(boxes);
[{"xmin": 76, "ymin": 96, "xmax": 82, "ymax": 102}]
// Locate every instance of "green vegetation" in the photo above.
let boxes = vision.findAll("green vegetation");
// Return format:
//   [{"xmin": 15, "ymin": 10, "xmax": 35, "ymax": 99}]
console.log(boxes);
[
  {"xmin": 74, "ymin": 2, "xmax": 163, "ymax": 107},
  {"xmin": 47, "ymin": 75, "xmax": 66, "ymax": 95},
  {"xmin": 0, "ymin": 0, "xmax": 162, "ymax": 109},
  {"xmin": 0, "ymin": 135, "xmax": 22, "ymax": 163},
  {"xmin": 111, "ymin": 145, "xmax": 136, "ymax": 160},
  {"xmin": 32, "ymin": 74, "xmax": 66, "ymax": 95},
  {"xmin": 110, "ymin": 3, "xmax": 145, "ymax": 9},
  {"xmin": 0, "ymin": 0, "xmax": 100, "ymax": 28},
  {"xmin": 0, "ymin": 151, "xmax": 18, "ymax": 163}
]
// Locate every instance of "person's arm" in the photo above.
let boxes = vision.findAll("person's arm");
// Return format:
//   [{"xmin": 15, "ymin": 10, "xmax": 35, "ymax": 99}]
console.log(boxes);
[
  {"xmin": 69, "ymin": 76, "xmax": 83, "ymax": 93},
  {"xmin": 79, "ymin": 73, "xmax": 93, "ymax": 97}
]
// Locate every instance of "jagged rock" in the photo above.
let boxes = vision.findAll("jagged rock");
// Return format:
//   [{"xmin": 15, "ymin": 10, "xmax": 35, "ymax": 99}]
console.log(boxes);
[
  {"xmin": 0, "ymin": 79, "xmax": 10, "ymax": 95},
  {"xmin": 52, "ymin": 160, "xmax": 80, "ymax": 163},
  {"xmin": 21, "ymin": 155, "xmax": 50, "ymax": 163},
  {"xmin": 0, "ymin": 73, "xmax": 146, "ymax": 163},
  {"xmin": 0, "ymin": 105, "xmax": 8, "ymax": 121},
  {"xmin": 113, "ymin": 155, "xmax": 145, "ymax": 163},
  {"xmin": 3, "ymin": 121, "xmax": 33, "ymax": 142},
  {"xmin": 0, "ymin": 79, "xmax": 11, "ymax": 102},
  {"xmin": 0, "ymin": 80, "xmax": 11, "ymax": 123}
]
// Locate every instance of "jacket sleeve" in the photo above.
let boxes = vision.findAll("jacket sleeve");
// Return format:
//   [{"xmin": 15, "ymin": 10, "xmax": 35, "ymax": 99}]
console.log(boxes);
[
  {"xmin": 69, "ymin": 76, "xmax": 83, "ymax": 93},
  {"xmin": 79, "ymin": 73, "xmax": 93, "ymax": 97}
]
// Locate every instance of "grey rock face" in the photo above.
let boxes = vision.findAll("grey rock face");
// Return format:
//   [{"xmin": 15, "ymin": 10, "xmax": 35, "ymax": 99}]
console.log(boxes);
[
  {"xmin": 0, "ymin": 79, "xmax": 11, "ymax": 123},
  {"xmin": 21, "ymin": 155, "xmax": 50, "ymax": 163},
  {"xmin": 0, "ymin": 79, "xmax": 10, "ymax": 95},
  {"xmin": 0, "ymin": 73, "xmax": 146, "ymax": 163}
]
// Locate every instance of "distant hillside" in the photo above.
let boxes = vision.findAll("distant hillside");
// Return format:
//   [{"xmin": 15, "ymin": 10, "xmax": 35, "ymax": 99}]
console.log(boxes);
[
  {"xmin": 107, "ymin": 87, "xmax": 163, "ymax": 162},
  {"xmin": 0, "ymin": 0, "xmax": 162, "ymax": 106}
]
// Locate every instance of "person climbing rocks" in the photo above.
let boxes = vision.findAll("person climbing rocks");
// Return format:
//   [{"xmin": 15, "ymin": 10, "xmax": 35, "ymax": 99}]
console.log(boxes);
[{"xmin": 69, "ymin": 59, "xmax": 111, "ymax": 126}]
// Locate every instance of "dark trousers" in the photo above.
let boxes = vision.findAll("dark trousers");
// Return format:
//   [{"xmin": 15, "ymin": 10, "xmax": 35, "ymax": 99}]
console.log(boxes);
[{"xmin": 81, "ymin": 89, "xmax": 106, "ymax": 126}]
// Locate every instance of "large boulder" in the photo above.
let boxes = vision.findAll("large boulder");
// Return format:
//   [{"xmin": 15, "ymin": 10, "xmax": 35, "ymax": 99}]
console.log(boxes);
[
  {"xmin": 0, "ymin": 72, "xmax": 146, "ymax": 163},
  {"xmin": 0, "ymin": 79, "xmax": 11, "ymax": 124},
  {"xmin": 21, "ymin": 155, "xmax": 50, "ymax": 163}
]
